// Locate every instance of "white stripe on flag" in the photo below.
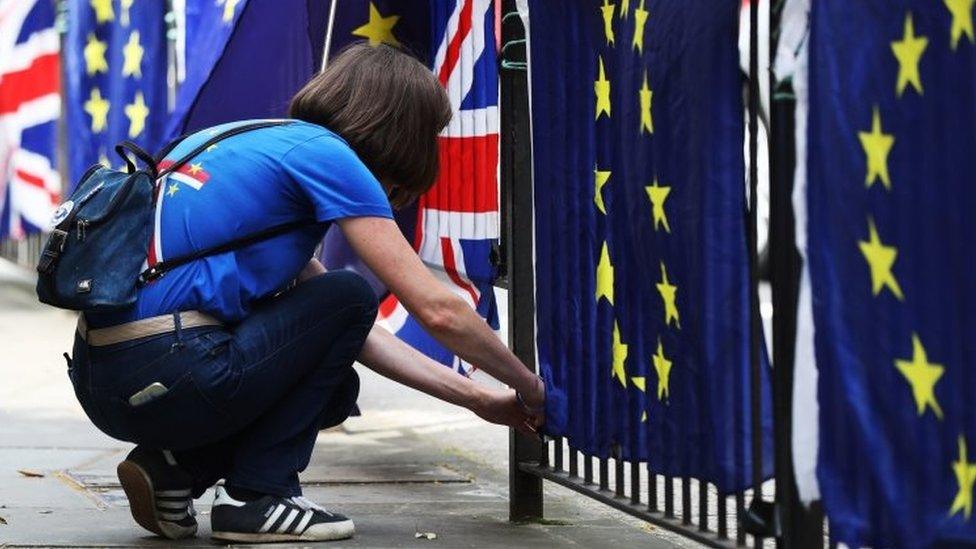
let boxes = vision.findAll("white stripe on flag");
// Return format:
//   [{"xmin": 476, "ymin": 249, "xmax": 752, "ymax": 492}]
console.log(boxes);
[
  {"xmin": 3, "ymin": 28, "xmax": 58, "ymax": 73},
  {"xmin": 442, "ymin": 106, "xmax": 499, "ymax": 138},
  {"xmin": 419, "ymin": 209, "xmax": 499, "ymax": 240}
]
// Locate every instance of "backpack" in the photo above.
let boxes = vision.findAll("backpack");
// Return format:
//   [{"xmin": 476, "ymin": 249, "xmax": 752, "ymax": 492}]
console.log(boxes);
[{"xmin": 36, "ymin": 120, "xmax": 313, "ymax": 312}]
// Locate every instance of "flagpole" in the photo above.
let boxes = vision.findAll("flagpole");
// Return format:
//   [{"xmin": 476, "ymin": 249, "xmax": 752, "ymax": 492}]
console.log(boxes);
[{"xmin": 320, "ymin": 0, "xmax": 339, "ymax": 72}]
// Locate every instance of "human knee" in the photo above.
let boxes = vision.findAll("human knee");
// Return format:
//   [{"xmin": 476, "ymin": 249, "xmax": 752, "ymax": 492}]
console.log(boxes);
[{"xmin": 327, "ymin": 270, "xmax": 379, "ymax": 319}]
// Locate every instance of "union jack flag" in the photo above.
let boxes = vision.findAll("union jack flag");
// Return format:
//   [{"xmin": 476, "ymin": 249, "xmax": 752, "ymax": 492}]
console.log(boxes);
[
  {"xmin": 0, "ymin": 0, "xmax": 61, "ymax": 239},
  {"xmin": 377, "ymin": 0, "xmax": 500, "ymax": 374}
]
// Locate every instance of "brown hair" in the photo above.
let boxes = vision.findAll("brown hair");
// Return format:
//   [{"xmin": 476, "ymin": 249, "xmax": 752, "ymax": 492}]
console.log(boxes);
[{"xmin": 289, "ymin": 43, "xmax": 452, "ymax": 208}]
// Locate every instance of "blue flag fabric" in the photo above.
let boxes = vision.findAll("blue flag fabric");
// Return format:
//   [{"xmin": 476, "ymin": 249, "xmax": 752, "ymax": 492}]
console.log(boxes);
[
  {"xmin": 808, "ymin": 2, "xmax": 976, "ymax": 546},
  {"xmin": 65, "ymin": 0, "xmax": 167, "ymax": 188},
  {"xmin": 528, "ymin": 0, "xmax": 772, "ymax": 492},
  {"xmin": 165, "ymin": 0, "xmax": 330, "ymax": 140}
]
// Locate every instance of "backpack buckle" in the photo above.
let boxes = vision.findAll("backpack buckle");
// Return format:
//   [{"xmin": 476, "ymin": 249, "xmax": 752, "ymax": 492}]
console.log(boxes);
[{"xmin": 139, "ymin": 265, "xmax": 164, "ymax": 285}]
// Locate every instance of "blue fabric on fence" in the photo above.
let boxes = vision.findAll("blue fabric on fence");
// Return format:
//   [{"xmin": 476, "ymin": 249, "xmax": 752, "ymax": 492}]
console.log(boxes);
[
  {"xmin": 809, "ymin": 1, "xmax": 976, "ymax": 545},
  {"xmin": 65, "ymin": 0, "xmax": 167, "ymax": 188},
  {"xmin": 528, "ymin": 0, "xmax": 772, "ymax": 493}
]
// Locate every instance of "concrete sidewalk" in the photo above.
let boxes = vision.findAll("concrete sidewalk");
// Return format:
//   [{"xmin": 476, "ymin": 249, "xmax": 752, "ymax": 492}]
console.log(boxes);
[{"xmin": 0, "ymin": 261, "xmax": 691, "ymax": 548}]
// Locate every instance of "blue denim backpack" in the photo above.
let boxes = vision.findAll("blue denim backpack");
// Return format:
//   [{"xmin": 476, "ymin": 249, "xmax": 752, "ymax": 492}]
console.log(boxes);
[{"xmin": 36, "ymin": 120, "xmax": 310, "ymax": 312}]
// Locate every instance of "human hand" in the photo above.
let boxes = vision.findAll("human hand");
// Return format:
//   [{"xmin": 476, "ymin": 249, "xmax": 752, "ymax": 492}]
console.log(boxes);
[{"xmin": 472, "ymin": 388, "xmax": 541, "ymax": 438}]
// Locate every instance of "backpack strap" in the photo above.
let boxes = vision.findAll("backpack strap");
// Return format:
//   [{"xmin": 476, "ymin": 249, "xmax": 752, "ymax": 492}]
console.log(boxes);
[
  {"xmin": 157, "ymin": 120, "xmax": 292, "ymax": 180},
  {"xmin": 139, "ymin": 219, "xmax": 318, "ymax": 285},
  {"xmin": 138, "ymin": 119, "xmax": 310, "ymax": 285}
]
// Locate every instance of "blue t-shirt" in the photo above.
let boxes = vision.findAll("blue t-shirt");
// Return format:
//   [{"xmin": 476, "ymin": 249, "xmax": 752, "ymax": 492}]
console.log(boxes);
[{"xmin": 90, "ymin": 119, "xmax": 392, "ymax": 326}]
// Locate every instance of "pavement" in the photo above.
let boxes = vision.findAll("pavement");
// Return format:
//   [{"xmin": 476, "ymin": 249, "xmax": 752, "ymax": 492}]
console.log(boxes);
[{"xmin": 0, "ymin": 258, "xmax": 693, "ymax": 548}]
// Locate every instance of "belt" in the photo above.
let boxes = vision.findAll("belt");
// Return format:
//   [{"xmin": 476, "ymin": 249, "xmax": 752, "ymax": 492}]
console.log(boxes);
[{"xmin": 77, "ymin": 311, "xmax": 223, "ymax": 347}]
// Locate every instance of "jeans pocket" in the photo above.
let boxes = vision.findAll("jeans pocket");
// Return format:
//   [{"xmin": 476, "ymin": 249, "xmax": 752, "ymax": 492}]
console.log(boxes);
[{"xmin": 106, "ymin": 371, "xmax": 231, "ymax": 450}]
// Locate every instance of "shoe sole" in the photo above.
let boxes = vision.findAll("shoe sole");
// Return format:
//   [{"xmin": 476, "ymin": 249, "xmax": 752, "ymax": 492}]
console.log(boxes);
[
  {"xmin": 212, "ymin": 520, "xmax": 355, "ymax": 543},
  {"xmin": 117, "ymin": 459, "xmax": 197, "ymax": 540}
]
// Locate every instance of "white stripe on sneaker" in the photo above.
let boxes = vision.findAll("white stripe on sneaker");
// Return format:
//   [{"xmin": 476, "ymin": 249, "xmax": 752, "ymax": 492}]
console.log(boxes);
[
  {"xmin": 158, "ymin": 510, "xmax": 188, "ymax": 521},
  {"xmin": 259, "ymin": 504, "xmax": 286, "ymax": 533},
  {"xmin": 157, "ymin": 500, "xmax": 189, "ymax": 510},
  {"xmin": 276, "ymin": 508, "xmax": 299, "ymax": 533},
  {"xmin": 294, "ymin": 509, "xmax": 313, "ymax": 533}
]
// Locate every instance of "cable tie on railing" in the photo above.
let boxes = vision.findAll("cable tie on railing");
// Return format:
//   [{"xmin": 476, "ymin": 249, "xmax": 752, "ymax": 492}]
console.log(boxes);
[
  {"xmin": 500, "ymin": 38, "xmax": 528, "ymax": 71},
  {"xmin": 501, "ymin": 11, "xmax": 522, "ymax": 25}
]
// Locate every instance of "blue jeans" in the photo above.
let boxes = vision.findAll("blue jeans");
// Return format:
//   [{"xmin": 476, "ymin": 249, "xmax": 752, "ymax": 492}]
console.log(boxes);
[{"xmin": 69, "ymin": 272, "xmax": 378, "ymax": 497}]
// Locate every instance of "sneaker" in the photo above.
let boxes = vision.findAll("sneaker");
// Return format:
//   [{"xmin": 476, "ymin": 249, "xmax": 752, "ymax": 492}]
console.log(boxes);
[
  {"xmin": 210, "ymin": 485, "xmax": 355, "ymax": 543},
  {"xmin": 116, "ymin": 446, "xmax": 197, "ymax": 540}
]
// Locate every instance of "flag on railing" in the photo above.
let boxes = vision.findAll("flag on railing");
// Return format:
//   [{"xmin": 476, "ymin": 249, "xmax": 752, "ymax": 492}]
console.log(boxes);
[
  {"xmin": 528, "ymin": 0, "xmax": 772, "ymax": 492},
  {"xmin": 64, "ymin": 0, "xmax": 167, "ymax": 188},
  {"xmin": 325, "ymin": 0, "xmax": 500, "ymax": 374},
  {"xmin": 807, "ymin": 2, "xmax": 976, "ymax": 545},
  {"xmin": 0, "ymin": 0, "xmax": 60, "ymax": 239},
  {"xmin": 164, "ymin": 0, "xmax": 330, "ymax": 140}
]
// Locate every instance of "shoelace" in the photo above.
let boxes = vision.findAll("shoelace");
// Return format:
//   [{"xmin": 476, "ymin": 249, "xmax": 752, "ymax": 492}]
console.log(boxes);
[{"xmin": 288, "ymin": 496, "xmax": 333, "ymax": 517}]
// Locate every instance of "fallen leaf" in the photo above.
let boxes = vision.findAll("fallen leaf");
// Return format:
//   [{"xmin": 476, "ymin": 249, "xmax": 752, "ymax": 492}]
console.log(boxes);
[
  {"xmin": 414, "ymin": 532, "xmax": 437, "ymax": 540},
  {"xmin": 16, "ymin": 469, "xmax": 44, "ymax": 478},
  {"xmin": 0, "ymin": 515, "xmax": 7, "ymax": 525},
  {"xmin": 38, "ymin": 510, "xmax": 52, "ymax": 514}
]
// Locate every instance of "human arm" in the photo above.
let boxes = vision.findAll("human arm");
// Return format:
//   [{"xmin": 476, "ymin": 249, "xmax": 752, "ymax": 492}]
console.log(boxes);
[
  {"xmin": 358, "ymin": 321, "xmax": 538, "ymax": 433},
  {"xmin": 336, "ymin": 217, "xmax": 545, "ymax": 415}
]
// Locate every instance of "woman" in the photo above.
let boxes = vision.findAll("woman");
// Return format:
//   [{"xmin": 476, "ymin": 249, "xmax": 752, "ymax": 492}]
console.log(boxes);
[{"xmin": 68, "ymin": 43, "xmax": 545, "ymax": 543}]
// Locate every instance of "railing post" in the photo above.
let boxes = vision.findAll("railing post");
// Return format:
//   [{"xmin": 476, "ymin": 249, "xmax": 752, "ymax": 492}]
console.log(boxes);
[
  {"xmin": 768, "ymin": 0, "xmax": 825, "ymax": 546},
  {"xmin": 500, "ymin": 0, "xmax": 544, "ymax": 522}
]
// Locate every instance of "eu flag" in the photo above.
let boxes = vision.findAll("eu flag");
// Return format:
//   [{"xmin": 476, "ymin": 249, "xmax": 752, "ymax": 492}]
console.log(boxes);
[
  {"xmin": 529, "ymin": 0, "xmax": 772, "ymax": 492},
  {"xmin": 65, "ymin": 0, "xmax": 167, "ymax": 187},
  {"xmin": 809, "ymin": 1, "xmax": 976, "ymax": 545}
]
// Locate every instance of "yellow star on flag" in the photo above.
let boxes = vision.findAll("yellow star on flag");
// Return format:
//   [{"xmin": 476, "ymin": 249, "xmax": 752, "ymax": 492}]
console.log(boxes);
[
  {"xmin": 891, "ymin": 13, "xmax": 928, "ymax": 96},
  {"xmin": 223, "ymin": 0, "xmax": 243, "ymax": 23},
  {"xmin": 596, "ymin": 241, "xmax": 614, "ymax": 305},
  {"xmin": 639, "ymin": 69, "xmax": 653, "ymax": 134},
  {"xmin": 631, "ymin": 376, "xmax": 646, "ymax": 391},
  {"xmin": 124, "ymin": 91, "xmax": 150, "ymax": 138},
  {"xmin": 894, "ymin": 333, "xmax": 944, "ymax": 419},
  {"xmin": 84, "ymin": 33, "xmax": 108, "ymax": 76},
  {"xmin": 98, "ymin": 151, "xmax": 110, "ymax": 168},
  {"xmin": 951, "ymin": 435, "xmax": 976, "ymax": 519},
  {"xmin": 594, "ymin": 167, "xmax": 611, "ymax": 214},
  {"xmin": 595, "ymin": 56, "xmax": 611, "ymax": 120},
  {"xmin": 858, "ymin": 217, "xmax": 904, "ymax": 300},
  {"xmin": 90, "ymin": 0, "xmax": 114, "ymax": 24},
  {"xmin": 166, "ymin": 183, "xmax": 180, "ymax": 197},
  {"xmin": 641, "ymin": 411, "xmax": 648, "ymax": 423},
  {"xmin": 84, "ymin": 88, "xmax": 110, "ymax": 133},
  {"xmin": 656, "ymin": 262, "xmax": 680, "ymax": 328},
  {"xmin": 353, "ymin": 2, "xmax": 401, "ymax": 47},
  {"xmin": 633, "ymin": 0, "xmax": 649, "ymax": 53},
  {"xmin": 611, "ymin": 321, "xmax": 628, "ymax": 388},
  {"xmin": 858, "ymin": 106, "xmax": 895, "ymax": 190},
  {"xmin": 945, "ymin": 0, "xmax": 975, "ymax": 50},
  {"xmin": 601, "ymin": 0, "xmax": 615, "ymax": 45},
  {"xmin": 122, "ymin": 31, "xmax": 144, "ymax": 78},
  {"xmin": 652, "ymin": 337, "xmax": 673, "ymax": 400},
  {"xmin": 619, "ymin": 0, "xmax": 629, "ymax": 19},
  {"xmin": 645, "ymin": 179, "xmax": 670, "ymax": 232},
  {"xmin": 188, "ymin": 163, "xmax": 204, "ymax": 175}
]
